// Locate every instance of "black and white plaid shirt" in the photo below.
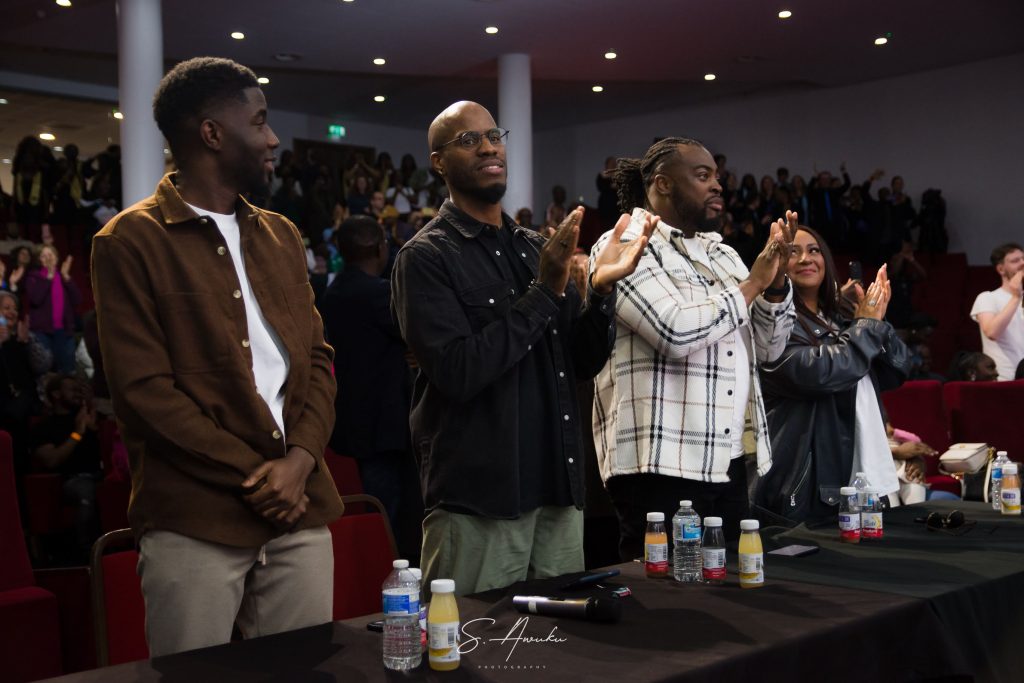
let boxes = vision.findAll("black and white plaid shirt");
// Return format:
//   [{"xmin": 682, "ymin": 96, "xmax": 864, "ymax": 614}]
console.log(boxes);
[{"xmin": 591, "ymin": 208, "xmax": 795, "ymax": 484}]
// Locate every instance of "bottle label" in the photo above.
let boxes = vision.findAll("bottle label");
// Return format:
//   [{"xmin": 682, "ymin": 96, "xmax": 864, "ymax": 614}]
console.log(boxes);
[
  {"xmin": 383, "ymin": 588, "xmax": 420, "ymax": 616},
  {"xmin": 428, "ymin": 621, "xmax": 460, "ymax": 663},
  {"xmin": 838, "ymin": 512, "xmax": 861, "ymax": 539},
  {"xmin": 683, "ymin": 523, "xmax": 701, "ymax": 540},
  {"xmin": 862, "ymin": 511, "xmax": 883, "ymax": 538},
  {"xmin": 739, "ymin": 552, "xmax": 763, "ymax": 585},
  {"xmin": 702, "ymin": 547, "xmax": 726, "ymax": 579},
  {"xmin": 1001, "ymin": 487, "xmax": 1021, "ymax": 513},
  {"xmin": 645, "ymin": 542, "xmax": 668, "ymax": 573},
  {"xmin": 992, "ymin": 467, "xmax": 1003, "ymax": 481}
]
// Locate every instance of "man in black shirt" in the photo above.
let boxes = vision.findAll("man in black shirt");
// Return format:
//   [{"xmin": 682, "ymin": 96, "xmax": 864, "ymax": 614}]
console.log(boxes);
[
  {"xmin": 392, "ymin": 101, "xmax": 654, "ymax": 596},
  {"xmin": 32, "ymin": 374, "xmax": 102, "ymax": 558}
]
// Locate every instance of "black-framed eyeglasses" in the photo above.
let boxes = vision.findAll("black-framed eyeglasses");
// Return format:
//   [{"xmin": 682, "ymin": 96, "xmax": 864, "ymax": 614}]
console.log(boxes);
[
  {"xmin": 915, "ymin": 509, "xmax": 976, "ymax": 535},
  {"xmin": 436, "ymin": 128, "xmax": 509, "ymax": 151}
]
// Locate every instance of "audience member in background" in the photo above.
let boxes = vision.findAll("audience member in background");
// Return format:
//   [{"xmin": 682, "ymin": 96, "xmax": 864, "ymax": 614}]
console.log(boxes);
[
  {"xmin": 0, "ymin": 291, "xmax": 39, "ymax": 476},
  {"xmin": 25, "ymin": 245, "xmax": 79, "ymax": 374},
  {"xmin": 889, "ymin": 175, "xmax": 916, "ymax": 237},
  {"xmin": 1015, "ymin": 358, "xmax": 1024, "ymax": 380},
  {"xmin": 970, "ymin": 243, "xmax": 1024, "ymax": 380},
  {"xmin": 92, "ymin": 57, "xmax": 342, "ymax": 657},
  {"xmin": 947, "ymin": 351, "xmax": 999, "ymax": 382},
  {"xmin": 374, "ymin": 152, "xmax": 397, "ymax": 193},
  {"xmin": 757, "ymin": 227, "xmax": 910, "ymax": 522},
  {"xmin": 321, "ymin": 215, "xmax": 422, "ymax": 559},
  {"xmin": 385, "ymin": 175, "xmax": 416, "ymax": 218},
  {"xmin": 807, "ymin": 163, "xmax": 850, "ymax": 247},
  {"xmin": 1, "ymin": 246, "xmax": 32, "ymax": 292},
  {"xmin": 545, "ymin": 184, "xmax": 567, "ymax": 227},
  {"xmin": 907, "ymin": 341, "xmax": 946, "ymax": 381},
  {"xmin": 367, "ymin": 190, "xmax": 386, "ymax": 221},
  {"xmin": 341, "ymin": 153, "xmax": 376, "ymax": 197},
  {"xmin": 887, "ymin": 237, "xmax": 927, "ymax": 329},
  {"xmin": 392, "ymin": 101, "xmax": 651, "ymax": 597},
  {"xmin": 594, "ymin": 138, "xmax": 794, "ymax": 554},
  {"xmin": 399, "ymin": 153, "xmax": 418, "ymax": 187},
  {"xmin": 12, "ymin": 135, "xmax": 53, "ymax": 243},
  {"xmin": 790, "ymin": 175, "xmax": 810, "ymax": 224},
  {"xmin": 776, "ymin": 167, "xmax": 791, "ymax": 192},
  {"xmin": 514, "ymin": 207, "xmax": 535, "ymax": 230},
  {"xmin": 596, "ymin": 156, "xmax": 619, "ymax": 230},
  {"xmin": 32, "ymin": 375, "xmax": 101, "ymax": 560},
  {"xmin": 917, "ymin": 188, "xmax": 948, "ymax": 253},
  {"xmin": 345, "ymin": 175, "xmax": 372, "ymax": 217},
  {"xmin": 886, "ymin": 423, "xmax": 954, "ymax": 504}
]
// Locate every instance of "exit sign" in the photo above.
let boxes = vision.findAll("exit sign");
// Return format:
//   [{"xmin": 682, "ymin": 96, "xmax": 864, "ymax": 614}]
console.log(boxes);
[{"xmin": 327, "ymin": 124, "xmax": 346, "ymax": 139}]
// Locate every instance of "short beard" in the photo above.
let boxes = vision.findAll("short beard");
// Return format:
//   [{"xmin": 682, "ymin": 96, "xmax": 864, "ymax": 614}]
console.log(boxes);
[
  {"xmin": 673, "ymin": 188, "xmax": 722, "ymax": 233},
  {"xmin": 463, "ymin": 182, "xmax": 507, "ymax": 205}
]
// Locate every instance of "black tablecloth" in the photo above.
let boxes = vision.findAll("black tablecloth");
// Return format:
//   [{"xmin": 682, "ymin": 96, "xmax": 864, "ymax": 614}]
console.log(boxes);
[{"xmin": 45, "ymin": 502, "xmax": 1023, "ymax": 683}]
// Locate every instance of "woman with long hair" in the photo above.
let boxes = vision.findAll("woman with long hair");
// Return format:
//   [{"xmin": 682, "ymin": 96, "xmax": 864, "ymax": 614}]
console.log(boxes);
[
  {"xmin": 25, "ymin": 244, "xmax": 80, "ymax": 374},
  {"xmin": 755, "ymin": 225, "xmax": 910, "ymax": 523}
]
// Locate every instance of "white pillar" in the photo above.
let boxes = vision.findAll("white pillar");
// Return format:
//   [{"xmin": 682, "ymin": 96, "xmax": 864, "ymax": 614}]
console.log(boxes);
[
  {"xmin": 498, "ymin": 53, "xmax": 533, "ymax": 216},
  {"xmin": 116, "ymin": 0, "xmax": 165, "ymax": 206}
]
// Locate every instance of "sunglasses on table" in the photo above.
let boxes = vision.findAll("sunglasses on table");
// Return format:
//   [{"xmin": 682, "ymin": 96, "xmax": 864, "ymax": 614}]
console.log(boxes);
[{"xmin": 914, "ymin": 510, "xmax": 976, "ymax": 535}]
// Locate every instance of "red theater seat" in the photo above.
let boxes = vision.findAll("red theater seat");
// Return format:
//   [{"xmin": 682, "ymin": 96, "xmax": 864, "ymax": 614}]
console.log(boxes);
[
  {"xmin": 329, "ymin": 494, "xmax": 398, "ymax": 620},
  {"xmin": 0, "ymin": 431, "xmax": 63, "ymax": 682},
  {"xmin": 950, "ymin": 381, "xmax": 1024, "ymax": 458},
  {"xmin": 90, "ymin": 529, "xmax": 148, "ymax": 667},
  {"xmin": 881, "ymin": 381, "xmax": 959, "ymax": 495}
]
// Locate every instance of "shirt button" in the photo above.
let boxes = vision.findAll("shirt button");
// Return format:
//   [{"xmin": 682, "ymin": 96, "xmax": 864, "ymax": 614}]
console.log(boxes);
[
  {"xmin": 510, "ymin": 289, "xmax": 515, "ymax": 295},
  {"xmin": 552, "ymin": 329, "xmax": 558, "ymax": 335},
  {"xmin": 488, "ymin": 298, "xmax": 495, "ymax": 304},
  {"xmin": 242, "ymin": 339, "xmax": 250, "ymax": 348},
  {"xmin": 217, "ymin": 246, "xmax": 226, "ymax": 255},
  {"xmin": 496, "ymin": 250, "xmax": 501, "ymax": 256},
  {"xmin": 563, "ymin": 414, "xmax": 570, "ymax": 421},
  {"xmin": 272, "ymin": 430, "xmax": 282, "ymax": 440},
  {"xmin": 727, "ymin": 389, "xmax": 733, "ymax": 396},
  {"xmin": 521, "ymin": 252, "xmax": 527, "ymax": 258},
  {"xmin": 199, "ymin": 217, "xmax": 209, "ymax": 225},
  {"xmin": 233, "ymin": 289, "xmax": 242, "ymax": 299},
  {"xmin": 727, "ymin": 351, "xmax": 734, "ymax": 357},
  {"xmin": 527, "ymin": 344, "xmax": 532, "ymax": 350},
  {"xmin": 568, "ymin": 458, "xmax": 575, "ymax": 464},
  {"xmin": 724, "ymin": 428, "xmax": 731, "ymax": 435},
  {"xmin": 559, "ymin": 371, "xmax": 565, "ymax": 378}
]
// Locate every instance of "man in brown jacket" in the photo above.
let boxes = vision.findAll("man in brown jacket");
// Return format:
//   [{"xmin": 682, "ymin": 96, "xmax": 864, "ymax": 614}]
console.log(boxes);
[{"xmin": 91, "ymin": 57, "xmax": 343, "ymax": 656}]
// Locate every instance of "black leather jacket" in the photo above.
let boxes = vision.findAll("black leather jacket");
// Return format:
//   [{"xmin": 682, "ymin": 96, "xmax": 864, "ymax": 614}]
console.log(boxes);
[{"xmin": 754, "ymin": 315, "xmax": 910, "ymax": 523}]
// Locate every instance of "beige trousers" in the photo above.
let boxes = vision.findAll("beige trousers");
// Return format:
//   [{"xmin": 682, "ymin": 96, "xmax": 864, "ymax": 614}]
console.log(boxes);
[{"xmin": 138, "ymin": 526, "xmax": 333, "ymax": 657}]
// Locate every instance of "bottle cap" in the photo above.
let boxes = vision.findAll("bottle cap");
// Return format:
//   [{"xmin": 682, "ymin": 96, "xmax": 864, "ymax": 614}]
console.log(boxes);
[
  {"xmin": 997, "ymin": 451, "xmax": 1008, "ymax": 456},
  {"xmin": 740, "ymin": 519, "xmax": 759, "ymax": 531},
  {"xmin": 431, "ymin": 579, "xmax": 456, "ymax": 594},
  {"xmin": 392, "ymin": 559, "xmax": 410, "ymax": 569},
  {"xmin": 647, "ymin": 512, "xmax": 665, "ymax": 522},
  {"xmin": 840, "ymin": 486, "xmax": 858, "ymax": 495},
  {"xmin": 855, "ymin": 472, "xmax": 867, "ymax": 479},
  {"xmin": 705, "ymin": 516, "xmax": 723, "ymax": 527},
  {"xmin": 410, "ymin": 568, "xmax": 422, "ymax": 581},
  {"xmin": 679, "ymin": 500, "xmax": 693, "ymax": 508},
  {"xmin": 863, "ymin": 486, "xmax": 878, "ymax": 494},
  {"xmin": 1003, "ymin": 463, "xmax": 1018, "ymax": 475}
]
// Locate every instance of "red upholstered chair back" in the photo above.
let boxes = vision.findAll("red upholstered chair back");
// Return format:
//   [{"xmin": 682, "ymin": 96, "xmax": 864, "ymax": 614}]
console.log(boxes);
[
  {"xmin": 90, "ymin": 529, "xmax": 148, "ymax": 666},
  {"xmin": 942, "ymin": 381, "xmax": 968, "ymax": 426},
  {"xmin": 329, "ymin": 494, "xmax": 398, "ymax": 620},
  {"xmin": 881, "ymin": 381, "xmax": 951, "ymax": 476},
  {"xmin": 323, "ymin": 448, "xmax": 365, "ymax": 497},
  {"xmin": 951, "ymin": 381, "xmax": 1024, "ymax": 458},
  {"xmin": 0, "ymin": 431, "xmax": 34, "ymax": 592}
]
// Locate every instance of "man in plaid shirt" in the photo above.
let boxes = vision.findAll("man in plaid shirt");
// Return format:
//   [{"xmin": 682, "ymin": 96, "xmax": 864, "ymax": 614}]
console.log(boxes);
[{"xmin": 591, "ymin": 138, "xmax": 796, "ymax": 556}]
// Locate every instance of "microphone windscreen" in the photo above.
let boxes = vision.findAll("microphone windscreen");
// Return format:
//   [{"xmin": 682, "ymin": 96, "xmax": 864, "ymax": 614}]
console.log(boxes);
[{"xmin": 586, "ymin": 598, "xmax": 623, "ymax": 623}]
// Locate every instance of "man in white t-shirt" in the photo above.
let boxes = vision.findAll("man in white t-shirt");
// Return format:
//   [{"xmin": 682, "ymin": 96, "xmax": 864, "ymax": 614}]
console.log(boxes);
[
  {"xmin": 970, "ymin": 243, "xmax": 1024, "ymax": 381},
  {"xmin": 590, "ymin": 138, "xmax": 796, "ymax": 555}
]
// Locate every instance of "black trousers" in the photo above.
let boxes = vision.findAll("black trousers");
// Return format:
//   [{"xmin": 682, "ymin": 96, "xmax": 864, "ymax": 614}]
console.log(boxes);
[{"xmin": 605, "ymin": 458, "xmax": 750, "ymax": 562}]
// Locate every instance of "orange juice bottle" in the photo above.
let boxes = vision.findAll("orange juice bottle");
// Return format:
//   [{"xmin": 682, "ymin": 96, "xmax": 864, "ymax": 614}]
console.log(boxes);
[
  {"xmin": 738, "ymin": 519, "xmax": 764, "ymax": 589},
  {"xmin": 1001, "ymin": 463, "xmax": 1021, "ymax": 515},
  {"xmin": 427, "ymin": 579, "xmax": 460, "ymax": 671},
  {"xmin": 644, "ymin": 512, "xmax": 669, "ymax": 578}
]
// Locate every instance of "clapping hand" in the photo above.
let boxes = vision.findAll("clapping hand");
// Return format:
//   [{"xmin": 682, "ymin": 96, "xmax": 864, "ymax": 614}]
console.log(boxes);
[
  {"xmin": 60, "ymin": 256, "xmax": 73, "ymax": 281},
  {"xmin": 854, "ymin": 264, "xmax": 891, "ymax": 320},
  {"xmin": 538, "ymin": 208, "xmax": 584, "ymax": 296},
  {"xmin": 590, "ymin": 211, "xmax": 657, "ymax": 295}
]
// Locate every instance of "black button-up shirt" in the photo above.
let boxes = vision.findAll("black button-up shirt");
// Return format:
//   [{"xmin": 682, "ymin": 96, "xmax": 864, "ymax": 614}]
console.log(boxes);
[{"xmin": 391, "ymin": 201, "xmax": 616, "ymax": 518}]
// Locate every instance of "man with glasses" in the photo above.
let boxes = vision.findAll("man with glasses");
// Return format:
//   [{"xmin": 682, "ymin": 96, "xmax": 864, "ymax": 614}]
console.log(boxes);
[{"xmin": 392, "ymin": 101, "xmax": 653, "ymax": 596}]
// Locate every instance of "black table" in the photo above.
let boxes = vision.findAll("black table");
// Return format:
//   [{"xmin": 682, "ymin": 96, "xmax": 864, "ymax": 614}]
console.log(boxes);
[{"xmin": 45, "ymin": 502, "xmax": 1023, "ymax": 683}]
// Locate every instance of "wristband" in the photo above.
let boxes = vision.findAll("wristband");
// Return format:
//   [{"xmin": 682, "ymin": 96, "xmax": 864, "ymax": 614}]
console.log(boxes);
[
  {"xmin": 764, "ymin": 276, "xmax": 790, "ymax": 297},
  {"xmin": 69, "ymin": 431, "xmax": 83, "ymax": 442}
]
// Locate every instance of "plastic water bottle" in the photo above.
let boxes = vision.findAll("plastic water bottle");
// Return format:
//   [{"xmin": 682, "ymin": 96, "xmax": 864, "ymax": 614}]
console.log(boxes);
[
  {"xmin": 382, "ymin": 559, "xmax": 422, "ymax": 670},
  {"xmin": 861, "ymin": 486, "xmax": 883, "ymax": 540},
  {"xmin": 672, "ymin": 500, "xmax": 702, "ymax": 582},
  {"xmin": 701, "ymin": 516, "xmax": 726, "ymax": 584},
  {"xmin": 851, "ymin": 471, "xmax": 871, "ymax": 508},
  {"xmin": 991, "ymin": 450, "xmax": 1009, "ymax": 510},
  {"xmin": 838, "ymin": 486, "xmax": 861, "ymax": 543},
  {"xmin": 409, "ymin": 567, "xmax": 426, "ymax": 653}
]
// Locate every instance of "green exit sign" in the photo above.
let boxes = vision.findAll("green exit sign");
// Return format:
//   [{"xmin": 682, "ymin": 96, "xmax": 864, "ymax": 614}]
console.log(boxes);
[{"xmin": 327, "ymin": 124, "xmax": 346, "ymax": 139}]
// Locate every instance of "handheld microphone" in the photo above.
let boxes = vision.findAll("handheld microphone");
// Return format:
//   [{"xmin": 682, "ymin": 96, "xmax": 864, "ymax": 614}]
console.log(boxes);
[{"xmin": 512, "ymin": 595, "xmax": 622, "ymax": 623}]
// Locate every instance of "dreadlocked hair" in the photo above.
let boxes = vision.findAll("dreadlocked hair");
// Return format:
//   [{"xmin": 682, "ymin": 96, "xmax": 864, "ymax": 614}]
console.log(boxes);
[{"xmin": 613, "ymin": 137, "xmax": 703, "ymax": 214}]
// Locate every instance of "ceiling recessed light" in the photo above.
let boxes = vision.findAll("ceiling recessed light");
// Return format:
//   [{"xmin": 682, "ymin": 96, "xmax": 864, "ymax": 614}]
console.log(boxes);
[
  {"xmin": 604, "ymin": 51, "xmax": 617, "ymax": 60},
  {"xmin": 373, "ymin": 58, "xmax": 386, "ymax": 66},
  {"xmin": 113, "ymin": 111, "xmax": 124, "ymax": 120},
  {"xmin": 230, "ymin": 31, "xmax": 245, "ymax": 40},
  {"xmin": 374, "ymin": 95, "xmax": 386, "ymax": 103},
  {"xmin": 0, "ymin": 98, "xmax": 8, "ymax": 105},
  {"xmin": 704, "ymin": 73, "xmax": 716, "ymax": 81},
  {"xmin": 342, "ymin": 0, "xmax": 354, "ymax": 3},
  {"xmin": 56, "ymin": 0, "xmax": 71, "ymax": 6},
  {"xmin": 484, "ymin": 26, "xmax": 499, "ymax": 35},
  {"xmin": 39, "ymin": 133, "xmax": 56, "ymax": 141},
  {"xmin": 592, "ymin": 85, "xmax": 604, "ymax": 93},
  {"xmin": 778, "ymin": 10, "xmax": 792, "ymax": 19},
  {"xmin": 874, "ymin": 37, "xmax": 888, "ymax": 45},
  {"xmin": 257, "ymin": 76, "xmax": 270, "ymax": 84}
]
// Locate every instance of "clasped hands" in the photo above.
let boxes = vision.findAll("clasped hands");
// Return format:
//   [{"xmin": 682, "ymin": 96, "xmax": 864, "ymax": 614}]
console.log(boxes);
[
  {"xmin": 242, "ymin": 447, "xmax": 316, "ymax": 530},
  {"xmin": 538, "ymin": 207, "xmax": 657, "ymax": 297},
  {"xmin": 742, "ymin": 210, "xmax": 798, "ymax": 303}
]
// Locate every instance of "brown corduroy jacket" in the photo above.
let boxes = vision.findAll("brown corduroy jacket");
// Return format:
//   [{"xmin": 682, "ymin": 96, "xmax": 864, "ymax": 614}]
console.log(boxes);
[{"xmin": 91, "ymin": 173, "xmax": 343, "ymax": 547}]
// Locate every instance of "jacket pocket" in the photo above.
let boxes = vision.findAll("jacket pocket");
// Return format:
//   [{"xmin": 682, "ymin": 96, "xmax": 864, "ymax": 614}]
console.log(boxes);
[
  {"xmin": 457, "ymin": 280, "xmax": 513, "ymax": 330},
  {"xmin": 156, "ymin": 292, "xmax": 231, "ymax": 373}
]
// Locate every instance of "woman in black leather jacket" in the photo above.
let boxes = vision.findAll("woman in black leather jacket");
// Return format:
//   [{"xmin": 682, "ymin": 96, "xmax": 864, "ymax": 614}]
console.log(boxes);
[{"xmin": 755, "ymin": 226, "xmax": 910, "ymax": 524}]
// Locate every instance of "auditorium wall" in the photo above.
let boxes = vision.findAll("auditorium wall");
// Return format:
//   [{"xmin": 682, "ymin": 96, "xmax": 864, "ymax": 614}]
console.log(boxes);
[{"xmin": 534, "ymin": 52, "xmax": 1024, "ymax": 265}]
